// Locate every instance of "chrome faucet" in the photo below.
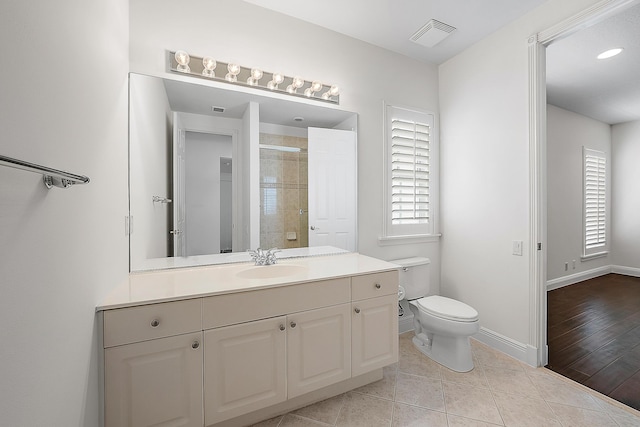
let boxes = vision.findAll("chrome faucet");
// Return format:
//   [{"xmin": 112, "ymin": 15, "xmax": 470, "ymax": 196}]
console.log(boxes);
[{"xmin": 249, "ymin": 248, "xmax": 280, "ymax": 265}]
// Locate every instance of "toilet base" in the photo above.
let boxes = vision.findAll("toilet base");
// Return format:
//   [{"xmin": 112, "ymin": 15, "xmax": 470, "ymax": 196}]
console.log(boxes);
[{"xmin": 412, "ymin": 334, "xmax": 474, "ymax": 373}]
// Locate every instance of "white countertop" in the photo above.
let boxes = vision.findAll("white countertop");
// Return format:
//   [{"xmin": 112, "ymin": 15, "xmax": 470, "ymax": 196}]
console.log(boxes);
[{"xmin": 98, "ymin": 251, "xmax": 400, "ymax": 311}]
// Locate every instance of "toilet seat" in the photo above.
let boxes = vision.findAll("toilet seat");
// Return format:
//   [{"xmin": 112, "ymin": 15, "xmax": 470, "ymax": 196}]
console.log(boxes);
[{"xmin": 416, "ymin": 296, "xmax": 479, "ymax": 322}]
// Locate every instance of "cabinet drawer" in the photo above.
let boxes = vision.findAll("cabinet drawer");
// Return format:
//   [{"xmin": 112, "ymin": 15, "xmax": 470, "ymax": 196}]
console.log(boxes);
[
  {"xmin": 103, "ymin": 299, "xmax": 202, "ymax": 348},
  {"xmin": 203, "ymin": 278, "xmax": 350, "ymax": 329},
  {"xmin": 351, "ymin": 271, "xmax": 398, "ymax": 300}
]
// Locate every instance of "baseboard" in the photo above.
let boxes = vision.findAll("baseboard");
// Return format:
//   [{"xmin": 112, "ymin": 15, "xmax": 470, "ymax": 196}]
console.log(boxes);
[
  {"xmin": 546, "ymin": 266, "xmax": 611, "ymax": 291},
  {"xmin": 473, "ymin": 327, "xmax": 535, "ymax": 366},
  {"xmin": 611, "ymin": 265, "xmax": 640, "ymax": 278}
]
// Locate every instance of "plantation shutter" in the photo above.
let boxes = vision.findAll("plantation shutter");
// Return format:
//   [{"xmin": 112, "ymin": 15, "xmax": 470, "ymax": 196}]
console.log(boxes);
[
  {"xmin": 391, "ymin": 118, "xmax": 430, "ymax": 225},
  {"xmin": 584, "ymin": 149, "xmax": 606, "ymax": 250}
]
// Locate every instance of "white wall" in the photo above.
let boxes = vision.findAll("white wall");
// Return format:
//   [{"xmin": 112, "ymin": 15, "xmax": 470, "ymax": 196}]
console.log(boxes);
[
  {"xmin": 0, "ymin": 0, "xmax": 129, "ymax": 425},
  {"xmin": 612, "ymin": 119, "xmax": 640, "ymax": 271},
  {"xmin": 185, "ymin": 132, "xmax": 233, "ymax": 255},
  {"xmin": 129, "ymin": 74, "xmax": 173, "ymax": 262},
  {"xmin": 129, "ymin": 0, "xmax": 442, "ymax": 289},
  {"xmin": 220, "ymin": 170, "xmax": 233, "ymax": 251},
  {"xmin": 547, "ymin": 105, "xmax": 611, "ymax": 281},
  {"xmin": 439, "ymin": 0, "xmax": 602, "ymax": 347}
]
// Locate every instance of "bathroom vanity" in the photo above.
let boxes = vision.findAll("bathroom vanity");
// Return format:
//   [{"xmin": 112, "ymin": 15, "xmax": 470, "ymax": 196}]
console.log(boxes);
[{"xmin": 97, "ymin": 252, "xmax": 399, "ymax": 427}]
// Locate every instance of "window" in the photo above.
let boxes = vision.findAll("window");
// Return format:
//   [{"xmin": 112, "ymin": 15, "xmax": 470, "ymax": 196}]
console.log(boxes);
[
  {"xmin": 583, "ymin": 147, "xmax": 607, "ymax": 259},
  {"xmin": 381, "ymin": 104, "xmax": 438, "ymax": 243}
]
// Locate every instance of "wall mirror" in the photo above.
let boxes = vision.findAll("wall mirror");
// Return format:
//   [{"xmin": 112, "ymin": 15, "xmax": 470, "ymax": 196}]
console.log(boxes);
[{"xmin": 129, "ymin": 73, "xmax": 358, "ymax": 271}]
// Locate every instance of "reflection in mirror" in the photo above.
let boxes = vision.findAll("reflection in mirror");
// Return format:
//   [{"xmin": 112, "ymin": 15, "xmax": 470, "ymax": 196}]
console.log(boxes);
[{"xmin": 129, "ymin": 73, "xmax": 357, "ymax": 271}]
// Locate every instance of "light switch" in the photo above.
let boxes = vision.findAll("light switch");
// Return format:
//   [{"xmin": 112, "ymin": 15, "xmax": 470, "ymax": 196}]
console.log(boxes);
[{"xmin": 513, "ymin": 240, "xmax": 523, "ymax": 256}]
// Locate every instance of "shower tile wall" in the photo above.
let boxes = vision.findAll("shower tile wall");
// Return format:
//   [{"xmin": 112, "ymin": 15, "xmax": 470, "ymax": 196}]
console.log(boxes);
[{"xmin": 260, "ymin": 134, "xmax": 308, "ymax": 249}]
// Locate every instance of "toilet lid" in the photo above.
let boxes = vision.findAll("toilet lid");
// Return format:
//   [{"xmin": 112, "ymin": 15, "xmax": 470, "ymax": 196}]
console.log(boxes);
[{"xmin": 416, "ymin": 296, "xmax": 479, "ymax": 322}]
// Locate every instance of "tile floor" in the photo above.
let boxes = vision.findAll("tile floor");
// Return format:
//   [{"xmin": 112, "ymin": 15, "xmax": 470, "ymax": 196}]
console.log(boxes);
[{"xmin": 252, "ymin": 332, "xmax": 640, "ymax": 427}]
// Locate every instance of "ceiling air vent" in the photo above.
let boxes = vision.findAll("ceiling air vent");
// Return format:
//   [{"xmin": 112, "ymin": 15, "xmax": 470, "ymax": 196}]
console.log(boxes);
[
  {"xmin": 211, "ymin": 106, "xmax": 225, "ymax": 113},
  {"xmin": 410, "ymin": 19, "xmax": 456, "ymax": 48}
]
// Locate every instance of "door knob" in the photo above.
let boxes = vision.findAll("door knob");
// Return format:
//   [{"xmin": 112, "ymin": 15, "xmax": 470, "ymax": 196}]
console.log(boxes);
[
  {"xmin": 310, "ymin": 226, "xmax": 320, "ymax": 230},
  {"xmin": 169, "ymin": 230, "xmax": 182, "ymax": 235}
]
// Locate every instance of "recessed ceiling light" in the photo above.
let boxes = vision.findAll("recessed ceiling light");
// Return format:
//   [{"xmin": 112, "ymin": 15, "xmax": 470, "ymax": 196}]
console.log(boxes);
[{"xmin": 597, "ymin": 48, "xmax": 623, "ymax": 60}]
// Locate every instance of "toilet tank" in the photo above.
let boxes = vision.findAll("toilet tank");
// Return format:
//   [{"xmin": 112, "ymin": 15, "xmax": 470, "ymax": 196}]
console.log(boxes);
[{"xmin": 390, "ymin": 257, "xmax": 430, "ymax": 300}]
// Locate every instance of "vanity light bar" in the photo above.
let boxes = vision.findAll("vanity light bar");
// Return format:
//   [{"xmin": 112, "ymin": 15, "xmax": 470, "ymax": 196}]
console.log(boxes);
[{"xmin": 168, "ymin": 50, "xmax": 340, "ymax": 105}]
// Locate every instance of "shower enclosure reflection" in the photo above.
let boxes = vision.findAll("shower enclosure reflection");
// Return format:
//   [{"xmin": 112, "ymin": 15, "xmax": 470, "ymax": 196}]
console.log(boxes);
[{"xmin": 259, "ymin": 135, "xmax": 309, "ymax": 250}]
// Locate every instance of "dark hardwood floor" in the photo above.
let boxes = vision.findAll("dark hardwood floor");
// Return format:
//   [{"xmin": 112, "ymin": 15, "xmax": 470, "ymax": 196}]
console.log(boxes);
[{"xmin": 546, "ymin": 273, "xmax": 640, "ymax": 411}]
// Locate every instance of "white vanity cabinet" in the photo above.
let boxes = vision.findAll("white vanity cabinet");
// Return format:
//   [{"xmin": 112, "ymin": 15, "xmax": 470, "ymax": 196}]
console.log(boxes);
[
  {"xmin": 102, "ymin": 299, "xmax": 203, "ymax": 427},
  {"xmin": 99, "ymin": 254, "xmax": 400, "ymax": 427},
  {"xmin": 351, "ymin": 271, "xmax": 399, "ymax": 376},
  {"xmin": 202, "ymin": 279, "xmax": 351, "ymax": 426}
]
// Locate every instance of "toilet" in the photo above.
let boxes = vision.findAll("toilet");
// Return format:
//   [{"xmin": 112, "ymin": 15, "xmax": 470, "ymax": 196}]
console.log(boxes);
[{"xmin": 392, "ymin": 257, "xmax": 479, "ymax": 372}]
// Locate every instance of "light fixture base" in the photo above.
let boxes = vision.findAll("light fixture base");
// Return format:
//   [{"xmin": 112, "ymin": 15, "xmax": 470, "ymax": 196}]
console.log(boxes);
[{"xmin": 168, "ymin": 51, "xmax": 339, "ymax": 105}]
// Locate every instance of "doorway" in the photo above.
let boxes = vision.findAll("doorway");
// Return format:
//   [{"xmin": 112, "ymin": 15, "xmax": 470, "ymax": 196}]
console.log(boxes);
[{"xmin": 530, "ymin": 0, "xmax": 640, "ymax": 410}]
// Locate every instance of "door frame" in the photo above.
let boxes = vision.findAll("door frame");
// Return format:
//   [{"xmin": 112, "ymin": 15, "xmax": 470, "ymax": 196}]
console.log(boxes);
[
  {"xmin": 173, "ymin": 112, "xmax": 240, "ymax": 254},
  {"xmin": 528, "ymin": 0, "xmax": 639, "ymax": 366}
]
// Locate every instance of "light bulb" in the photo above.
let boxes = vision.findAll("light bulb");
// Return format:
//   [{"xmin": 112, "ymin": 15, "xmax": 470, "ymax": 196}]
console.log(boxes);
[
  {"xmin": 247, "ymin": 77, "xmax": 256, "ymax": 86},
  {"xmin": 225, "ymin": 73, "xmax": 237, "ymax": 83},
  {"xmin": 174, "ymin": 50, "xmax": 190, "ymax": 73},
  {"xmin": 292, "ymin": 76, "xmax": 304, "ymax": 89},
  {"xmin": 251, "ymin": 68, "xmax": 263, "ymax": 81},
  {"xmin": 329, "ymin": 85, "xmax": 339, "ymax": 96},
  {"xmin": 267, "ymin": 81, "xmax": 277, "ymax": 90},
  {"xmin": 311, "ymin": 81, "xmax": 322, "ymax": 92},
  {"xmin": 286, "ymin": 84, "xmax": 295, "ymax": 94},
  {"xmin": 304, "ymin": 88, "xmax": 313, "ymax": 97},
  {"xmin": 202, "ymin": 57, "xmax": 216, "ymax": 77},
  {"xmin": 321, "ymin": 92, "xmax": 330, "ymax": 100},
  {"xmin": 227, "ymin": 63, "xmax": 241, "ymax": 76},
  {"xmin": 273, "ymin": 73, "xmax": 284, "ymax": 85}
]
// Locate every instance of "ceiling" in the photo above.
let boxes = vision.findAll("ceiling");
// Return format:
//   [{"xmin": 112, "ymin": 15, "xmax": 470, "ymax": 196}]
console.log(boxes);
[
  {"xmin": 164, "ymin": 78, "xmax": 354, "ymax": 128},
  {"xmin": 244, "ymin": 0, "xmax": 547, "ymax": 65},
  {"xmin": 546, "ymin": 2, "xmax": 640, "ymax": 125},
  {"xmin": 245, "ymin": 0, "xmax": 640, "ymax": 125}
]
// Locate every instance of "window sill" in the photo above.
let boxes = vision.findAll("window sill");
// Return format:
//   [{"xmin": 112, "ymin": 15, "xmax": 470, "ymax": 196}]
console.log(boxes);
[
  {"xmin": 378, "ymin": 234, "xmax": 441, "ymax": 246},
  {"xmin": 581, "ymin": 251, "xmax": 609, "ymax": 262}
]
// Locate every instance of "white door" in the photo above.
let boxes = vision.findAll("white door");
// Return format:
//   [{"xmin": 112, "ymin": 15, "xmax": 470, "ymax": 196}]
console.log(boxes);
[
  {"xmin": 172, "ymin": 112, "xmax": 186, "ymax": 256},
  {"xmin": 203, "ymin": 316, "xmax": 287, "ymax": 425},
  {"xmin": 308, "ymin": 128, "xmax": 357, "ymax": 251},
  {"xmin": 352, "ymin": 295, "xmax": 399, "ymax": 376},
  {"xmin": 287, "ymin": 304, "xmax": 351, "ymax": 398},
  {"xmin": 104, "ymin": 332, "xmax": 203, "ymax": 427}
]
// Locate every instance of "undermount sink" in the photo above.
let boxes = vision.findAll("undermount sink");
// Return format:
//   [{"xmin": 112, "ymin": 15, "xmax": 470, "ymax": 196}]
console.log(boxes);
[{"xmin": 236, "ymin": 264, "xmax": 308, "ymax": 280}]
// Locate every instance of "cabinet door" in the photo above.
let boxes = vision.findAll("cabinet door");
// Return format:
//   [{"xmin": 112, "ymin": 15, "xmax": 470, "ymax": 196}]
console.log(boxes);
[
  {"xmin": 287, "ymin": 304, "xmax": 351, "ymax": 398},
  {"xmin": 104, "ymin": 332, "xmax": 203, "ymax": 427},
  {"xmin": 352, "ymin": 294, "xmax": 399, "ymax": 376},
  {"xmin": 204, "ymin": 316, "xmax": 287, "ymax": 426}
]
